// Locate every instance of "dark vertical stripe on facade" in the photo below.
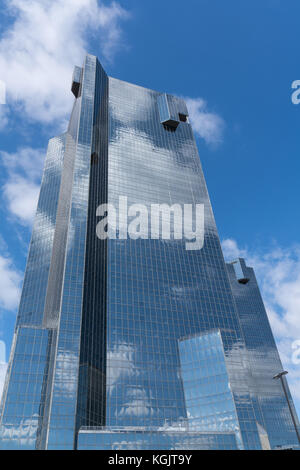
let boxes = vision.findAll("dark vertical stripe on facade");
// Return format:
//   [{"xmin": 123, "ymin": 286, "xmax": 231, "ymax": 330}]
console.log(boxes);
[{"xmin": 76, "ymin": 60, "xmax": 109, "ymax": 431}]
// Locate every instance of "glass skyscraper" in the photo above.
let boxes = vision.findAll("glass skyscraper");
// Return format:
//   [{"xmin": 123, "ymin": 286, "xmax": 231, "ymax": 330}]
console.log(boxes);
[{"xmin": 0, "ymin": 54, "xmax": 299, "ymax": 450}]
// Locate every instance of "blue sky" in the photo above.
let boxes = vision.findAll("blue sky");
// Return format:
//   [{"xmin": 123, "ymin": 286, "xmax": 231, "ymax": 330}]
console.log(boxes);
[{"xmin": 0, "ymin": 0, "xmax": 300, "ymax": 418}]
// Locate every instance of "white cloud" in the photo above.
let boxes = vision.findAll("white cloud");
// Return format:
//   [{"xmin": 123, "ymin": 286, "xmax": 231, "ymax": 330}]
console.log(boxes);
[
  {"xmin": 0, "ymin": 361, "xmax": 8, "ymax": 403},
  {"xmin": 222, "ymin": 238, "xmax": 247, "ymax": 260},
  {"xmin": 3, "ymin": 177, "xmax": 40, "ymax": 226},
  {"xmin": 119, "ymin": 388, "xmax": 155, "ymax": 417},
  {"xmin": 185, "ymin": 97, "xmax": 225, "ymax": 146},
  {"xmin": 222, "ymin": 238, "xmax": 300, "ymax": 410},
  {"xmin": 0, "ymin": 0, "xmax": 129, "ymax": 126},
  {"xmin": 54, "ymin": 351, "xmax": 78, "ymax": 395},
  {"xmin": 0, "ymin": 254, "xmax": 22, "ymax": 311},
  {"xmin": 0, "ymin": 413, "xmax": 39, "ymax": 446},
  {"xmin": 0, "ymin": 340, "xmax": 7, "ymax": 403},
  {"xmin": 0, "ymin": 340, "xmax": 6, "ymax": 363},
  {"xmin": 107, "ymin": 342, "xmax": 138, "ymax": 389},
  {"xmin": 2, "ymin": 146, "xmax": 44, "ymax": 181},
  {"xmin": 1, "ymin": 147, "xmax": 45, "ymax": 226},
  {"xmin": 0, "ymin": 80, "xmax": 6, "ymax": 105},
  {"xmin": 0, "ymin": 106, "xmax": 9, "ymax": 130}
]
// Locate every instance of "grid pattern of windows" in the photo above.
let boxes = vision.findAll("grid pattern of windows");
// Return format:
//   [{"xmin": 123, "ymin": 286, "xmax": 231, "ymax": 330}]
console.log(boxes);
[
  {"xmin": 0, "ymin": 133, "xmax": 67, "ymax": 450},
  {"xmin": 76, "ymin": 60, "xmax": 109, "ymax": 430},
  {"xmin": 46, "ymin": 55, "xmax": 98, "ymax": 450},
  {"xmin": 105, "ymin": 77, "xmax": 261, "ymax": 449},
  {"xmin": 17, "ymin": 135, "xmax": 66, "ymax": 327},
  {"xmin": 178, "ymin": 331, "xmax": 241, "ymax": 447},
  {"xmin": 227, "ymin": 259, "xmax": 300, "ymax": 449},
  {"xmin": 0, "ymin": 328, "xmax": 52, "ymax": 449},
  {"xmin": 1, "ymin": 54, "xmax": 298, "ymax": 450},
  {"xmin": 77, "ymin": 428, "xmax": 238, "ymax": 450}
]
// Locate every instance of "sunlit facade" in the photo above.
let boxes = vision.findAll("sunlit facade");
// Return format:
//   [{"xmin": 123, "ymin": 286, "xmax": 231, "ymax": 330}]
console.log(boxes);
[{"xmin": 0, "ymin": 55, "xmax": 299, "ymax": 450}]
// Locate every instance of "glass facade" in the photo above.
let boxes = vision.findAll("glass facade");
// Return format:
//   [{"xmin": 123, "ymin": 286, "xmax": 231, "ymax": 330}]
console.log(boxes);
[
  {"xmin": 77, "ymin": 428, "xmax": 238, "ymax": 450},
  {"xmin": 227, "ymin": 259, "xmax": 300, "ymax": 449},
  {"xmin": 0, "ymin": 54, "xmax": 299, "ymax": 450},
  {"xmin": 178, "ymin": 331, "xmax": 241, "ymax": 446}
]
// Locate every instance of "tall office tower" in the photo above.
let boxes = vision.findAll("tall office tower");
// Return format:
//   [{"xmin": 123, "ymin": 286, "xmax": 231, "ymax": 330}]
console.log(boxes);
[
  {"xmin": 226, "ymin": 259, "xmax": 300, "ymax": 449},
  {"xmin": 0, "ymin": 55, "xmax": 299, "ymax": 450}
]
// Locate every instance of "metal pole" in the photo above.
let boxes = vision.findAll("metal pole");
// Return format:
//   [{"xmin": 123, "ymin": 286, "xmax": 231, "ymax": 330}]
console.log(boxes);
[{"xmin": 279, "ymin": 375, "xmax": 300, "ymax": 445}]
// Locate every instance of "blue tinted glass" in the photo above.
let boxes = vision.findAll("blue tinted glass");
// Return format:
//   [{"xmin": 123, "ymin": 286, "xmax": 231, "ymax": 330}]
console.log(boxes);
[{"xmin": 0, "ymin": 55, "xmax": 298, "ymax": 451}]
